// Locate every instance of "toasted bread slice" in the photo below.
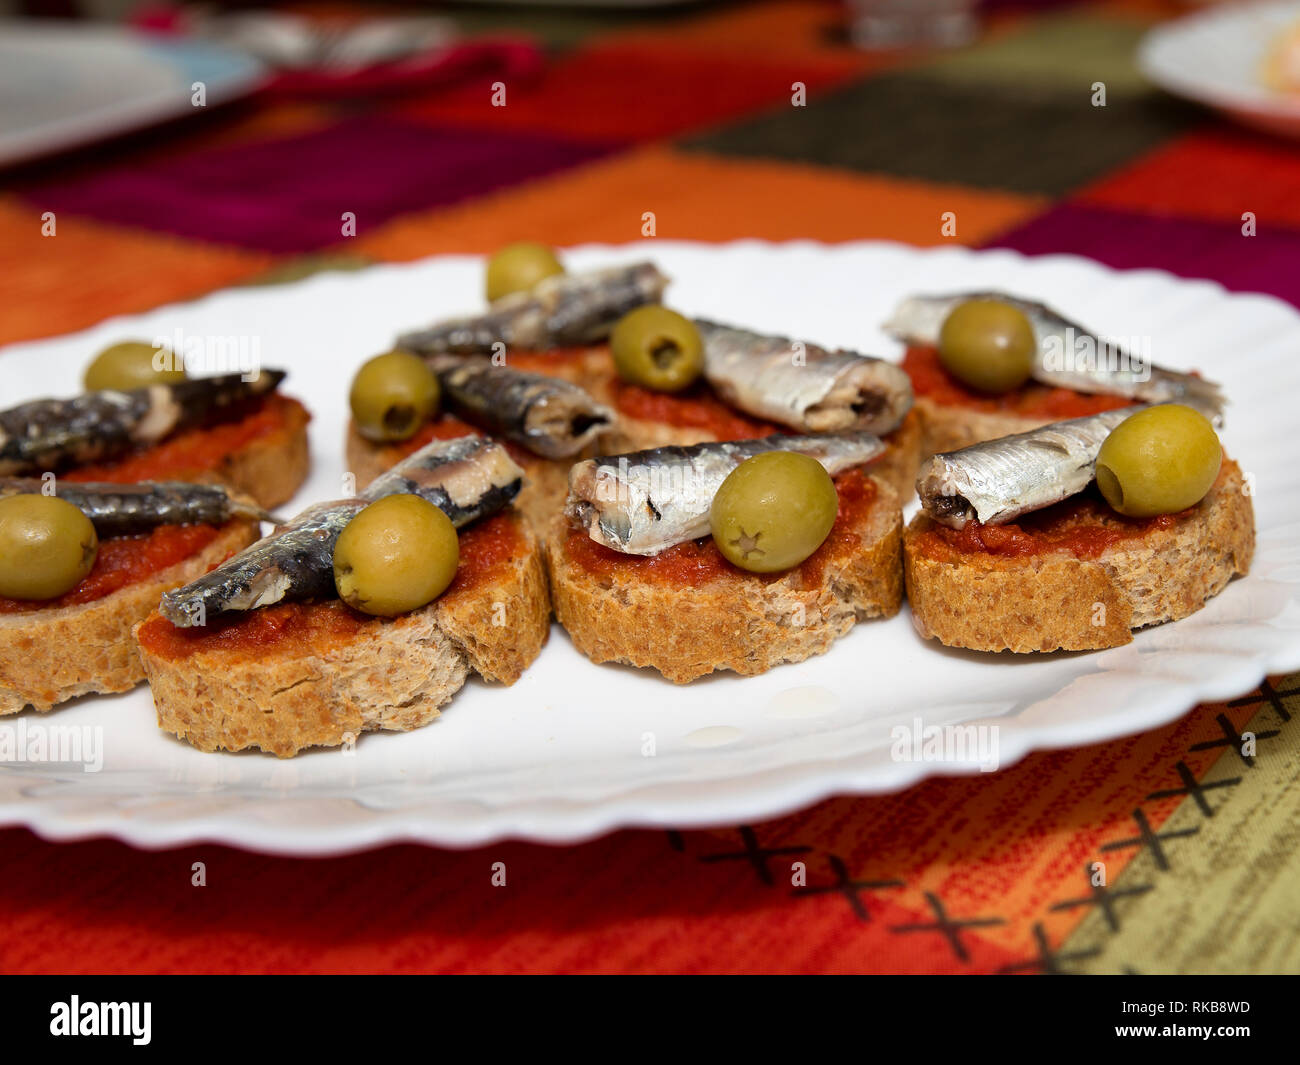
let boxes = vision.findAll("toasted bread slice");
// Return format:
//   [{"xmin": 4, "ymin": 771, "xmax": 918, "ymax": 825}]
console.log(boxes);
[
  {"xmin": 344, "ymin": 419, "xmax": 570, "ymax": 534},
  {"xmin": 67, "ymin": 395, "xmax": 312, "ymax": 510},
  {"xmin": 0, "ymin": 519, "xmax": 260, "ymax": 715},
  {"xmin": 547, "ymin": 472, "xmax": 903, "ymax": 683},
  {"xmin": 342, "ymin": 346, "xmax": 610, "ymax": 531},
  {"xmin": 904, "ymin": 460, "xmax": 1255, "ymax": 653},
  {"xmin": 901, "ymin": 347, "xmax": 1135, "ymax": 458},
  {"xmin": 134, "ymin": 509, "xmax": 549, "ymax": 757},
  {"xmin": 200, "ymin": 396, "xmax": 311, "ymax": 509},
  {"xmin": 914, "ymin": 395, "xmax": 1046, "ymax": 457}
]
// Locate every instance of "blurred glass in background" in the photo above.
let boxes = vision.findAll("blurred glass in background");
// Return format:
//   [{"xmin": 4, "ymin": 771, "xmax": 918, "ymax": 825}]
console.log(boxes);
[{"xmin": 846, "ymin": 0, "xmax": 981, "ymax": 49}]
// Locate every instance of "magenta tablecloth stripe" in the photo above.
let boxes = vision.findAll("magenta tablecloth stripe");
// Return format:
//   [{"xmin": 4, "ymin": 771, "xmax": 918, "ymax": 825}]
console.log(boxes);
[
  {"xmin": 19, "ymin": 117, "xmax": 616, "ymax": 254},
  {"xmin": 986, "ymin": 202, "xmax": 1300, "ymax": 308}
]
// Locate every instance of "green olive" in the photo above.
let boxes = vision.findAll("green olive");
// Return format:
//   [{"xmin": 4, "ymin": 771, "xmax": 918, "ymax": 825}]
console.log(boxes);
[
  {"xmin": 710, "ymin": 452, "xmax": 838, "ymax": 573},
  {"xmin": 937, "ymin": 299, "xmax": 1036, "ymax": 393},
  {"xmin": 84, "ymin": 340, "xmax": 186, "ymax": 391},
  {"xmin": 485, "ymin": 241, "xmax": 565, "ymax": 302},
  {"xmin": 610, "ymin": 306, "xmax": 704, "ymax": 393},
  {"xmin": 349, "ymin": 351, "xmax": 440, "ymax": 443},
  {"xmin": 334, "ymin": 495, "xmax": 459, "ymax": 616},
  {"xmin": 1095, "ymin": 404, "xmax": 1222, "ymax": 518},
  {"xmin": 0, "ymin": 494, "xmax": 98, "ymax": 600}
]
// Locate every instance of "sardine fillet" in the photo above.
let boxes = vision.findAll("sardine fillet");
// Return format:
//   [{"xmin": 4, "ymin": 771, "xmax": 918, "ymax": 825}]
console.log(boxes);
[
  {"xmin": 884, "ymin": 291, "xmax": 1225, "ymax": 421},
  {"xmin": 695, "ymin": 320, "xmax": 912, "ymax": 437},
  {"xmin": 397, "ymin": 262, "xmax": 669, "ymax": 355},
  {"xmin": 0, "ymin": 478, "xmax": 274, "ymax": 536},
  {"xmin": 430, "ymin": 356, "xmax": 614, "ymax": 459},
  {"xmin": 160, "ymin": 436, "xmax": 523, "ymax": 626},
  {"xmin": 0, "ymin": 370, "xmax": 285, "ymax": 476},
  {"xmin": 567, "ymin": 431, "xmax": 885, "ymax": 555},
  {"xmin": 917, "ymin": 407, "xmax": 1142, "ymax": 529}
]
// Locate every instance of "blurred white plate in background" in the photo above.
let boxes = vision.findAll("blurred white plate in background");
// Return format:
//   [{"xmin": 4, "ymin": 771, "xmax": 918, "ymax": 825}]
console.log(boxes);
[
  {"xmin": 1140, "ymin": 0, "xmax": 1300, "ymax": 137},
  {"xmin": 0, "ymin": 21, "xmax": 265, "ymax": 167}
]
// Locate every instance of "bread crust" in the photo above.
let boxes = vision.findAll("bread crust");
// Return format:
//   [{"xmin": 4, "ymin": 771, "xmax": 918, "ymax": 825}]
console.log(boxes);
[
  {"xmin": 136, "ymin": 510, "xmax": 550, "ymax": 757},
  {"xmin": 202, "ymin": 395, "xmax": 312, "ymax": 509},
  {"xmin": 547, "ymin": 476, "xmax": 903, "ymax": 683},
  {"xmin": 903, "ymin": 460, "xmax": 1255, "ymax": 653},
  {"xmin": 0, "ymin": 520, "xmax": 260, "ymax": 714},
  {"xmin": 869, "ymin": 410, "xmax": 925, "ymax": 502}
]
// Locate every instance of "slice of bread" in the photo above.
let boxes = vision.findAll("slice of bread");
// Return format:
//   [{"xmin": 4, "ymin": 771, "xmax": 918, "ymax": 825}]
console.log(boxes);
[
  {"xmin": 199, "ymin": 396, "xmax": 311, "ymax": 509},
  {"xmin": 902, "ymin": 348, "xmax": 1135, "ymax": 458},
  {"xmin": 904, "ymin": 460, "xmax": 1255, "ymax": 653},
  {"xmin": 134, "ymin": 509, "xmax": 550, "ymax": 757},
  {"xmin": 0, "ymin": 519, "xmax": 260, "ymax": 714},
  {"xmin": 344, "ymin": 419, "xmax": 569, "ymax": 534},
  {"xmin": 68, "ymin": 395, "xmax": 312, "ymax": 510},
  {"xmin": 547, "ymin": 472, "xmax": 903, "ymax": 683},
  {"xmin": 343, "ymin": 347, "xmax": 612, "ymax": 532},
  {"xmin": 915, "ymin": 395, "xmax": 1046, "ymax": 457}
]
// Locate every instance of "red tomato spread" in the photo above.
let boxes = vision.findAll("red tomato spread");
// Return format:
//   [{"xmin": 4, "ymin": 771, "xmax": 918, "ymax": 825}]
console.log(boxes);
[
  {"xmin": 566, "ymin": 470, "xmax": 877, "ymax": 587},
  {"xmin": 612, "ymin": 380, "xmax": 781, "ymax": 440},
  {"xmin": 502, "ymin": 346, "xmax": 601, "ymax": 375},
  {"xmin": 391, "ymin": 413, "xmax": 531, "ymax": 466},
  {"xmin": 136, "ymin": 598, "xmax": 367, "ymax": 660},
  {"xmin": 396, "ymin": 413, "xmax": 483, "ymax": 453},
  {"xmin": 902, "ymin": 346, "xmax": 1132, "ymax": 420},
  {"xmin": 445, "ymin": 510, "xmax": 524, "ymax": 596},
  {"xmin": 0, "ymin": 524, "xmax": 222, "ymax": 614},
  {"xmin": 913, "ymin": 487, "xmax": 1184, "ymax": 563},
  {"xmin": 67, "ymin": 393, "xmax": 297, "ymax": 484},
  {"xmin": 136, "ymin": 511, "xmax": 525, "ymax": 660}
]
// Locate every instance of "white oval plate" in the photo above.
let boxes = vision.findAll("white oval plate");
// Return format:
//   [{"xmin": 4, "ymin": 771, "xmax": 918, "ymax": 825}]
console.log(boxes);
[
  {"xmin": 2, "ymin": 240, "xmax": 1298, "ymax": 856},
  {"xmin": 1139, "ymin": 1, "xmax": 1300, "ymax": 137}
]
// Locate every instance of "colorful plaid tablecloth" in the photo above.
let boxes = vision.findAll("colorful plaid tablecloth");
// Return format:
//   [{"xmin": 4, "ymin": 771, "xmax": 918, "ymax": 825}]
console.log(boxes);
[{"xmin": 2, "ymin": 0, "xmax": 1298, "ymax": 975}]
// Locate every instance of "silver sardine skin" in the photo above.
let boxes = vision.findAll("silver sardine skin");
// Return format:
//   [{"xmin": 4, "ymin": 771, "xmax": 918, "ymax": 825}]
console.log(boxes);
[
  {"xmin": 566, "ymin": 431, "xmax": 885, "ymax": 555},
  {"xmin": 883, "ymin": 291, "xmax": 1224, "ymax": 421},
  {"xmin": 695, "ymin": 319, "xmax": 913, "ymax": 436},
  {"xmin": 0, "ymin": 371, "xmax": 286, "ymax": 476},
  {"xmin": 397, "ymin": 262, "xmax": 669, "ymax": 355},
  {"xmin": 430, "ymin": 355, "xmax": 614, "ymax": 458},
  {"xmin": 916, "ymin": 406, "xmax": 1144, "ymax": 529},
  {"xmin": 159, "ymin": 435, "xmax": 523, "ymax": 626},
  {"xmin": 0, "ymin": 479, "xmax": 275, "ymax": 535}
]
